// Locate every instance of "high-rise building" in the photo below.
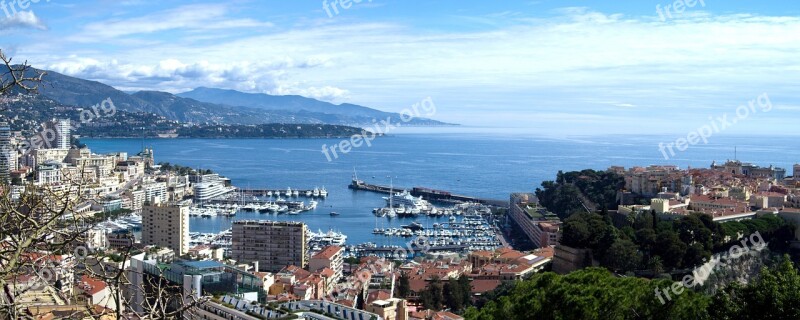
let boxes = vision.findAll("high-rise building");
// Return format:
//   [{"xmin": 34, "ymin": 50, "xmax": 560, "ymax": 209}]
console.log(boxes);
[
  {"xmin": 40, "ymin": 119, "xmax": 71, "ymax": 150},
  {"xmin": 55, "ymin": 119, "xmax": 70, "ymax": 149},
  {"xmin": 0, "ymin": 121, "xmax": 14, "ymax": 182},
  {"xmin": 142, "ymin": 202, "xmax": 190, "ymax": 255},
  {"xmin": 231, "ymin": 220, "xmax": 308, "ymax": 272}
]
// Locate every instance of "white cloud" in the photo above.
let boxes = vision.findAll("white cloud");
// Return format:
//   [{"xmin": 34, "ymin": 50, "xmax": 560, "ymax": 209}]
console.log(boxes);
[
  {"xmin": 0, "ymin": 11, "xmax": 46, "ymax": 31},
  {"xmin": 68, "ymin": 3, "xmax": 272, "ymax": 42},
  {"xmin": 14, "ymin": 6, "xmax": 800, "ymax": 133}
]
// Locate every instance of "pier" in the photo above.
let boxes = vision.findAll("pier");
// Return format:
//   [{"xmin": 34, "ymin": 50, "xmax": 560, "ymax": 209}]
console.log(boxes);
[{"xmin": 348, "ymin": 179, "xmax": 508, "ymax": 207}]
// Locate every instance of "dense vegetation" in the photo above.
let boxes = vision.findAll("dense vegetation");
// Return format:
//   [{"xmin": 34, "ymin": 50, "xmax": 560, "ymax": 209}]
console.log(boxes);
[
  {"xmin": 407, "ymin": 275, "xmax": 472, "ymax": 313},
  {"xmin": 561, "ymin": 211, "xmax": 793, "ymax": 273},
  {"xmin": 535, "ymin": 170, "xmax": 625, "ymax": 219},
  {"xmin": 157, "ymin": 162, "xmax": 214, "ymax": 175},
  {"xmin": 465, "ymin": 255, "xmax": 800, "ymax": 320}
]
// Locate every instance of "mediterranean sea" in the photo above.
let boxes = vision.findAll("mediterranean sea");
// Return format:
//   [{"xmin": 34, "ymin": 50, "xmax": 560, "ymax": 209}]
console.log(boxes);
[{"xmin": 83, "ymin": 128, "xmax": 800, "ymax": 246}]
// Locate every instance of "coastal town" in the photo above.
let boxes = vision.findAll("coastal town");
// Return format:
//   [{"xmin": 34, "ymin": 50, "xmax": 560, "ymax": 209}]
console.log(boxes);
[{"xmin": 3, "ymin": 117, "xmax": 800, "ymax": 319}]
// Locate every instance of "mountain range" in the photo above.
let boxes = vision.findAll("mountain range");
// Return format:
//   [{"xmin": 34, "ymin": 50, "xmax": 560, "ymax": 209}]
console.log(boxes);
[{"xmin": 15, "ymin": 67, "xmax": 452, "ymax": 126}]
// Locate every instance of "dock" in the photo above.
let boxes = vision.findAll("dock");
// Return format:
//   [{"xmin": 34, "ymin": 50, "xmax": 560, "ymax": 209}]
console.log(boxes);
[{"xmin": 348, "ymin": 179, "xmax": 508, "ymax": 207}]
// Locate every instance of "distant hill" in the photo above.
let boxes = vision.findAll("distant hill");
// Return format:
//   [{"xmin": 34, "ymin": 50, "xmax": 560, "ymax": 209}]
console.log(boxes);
[
  {"xmin": 178, "ymin": 87, "xmax": 450, "ymax": 126},
  {"xmin": 2, "ymin": 65, "xmax": 454, "ymax": 126}
]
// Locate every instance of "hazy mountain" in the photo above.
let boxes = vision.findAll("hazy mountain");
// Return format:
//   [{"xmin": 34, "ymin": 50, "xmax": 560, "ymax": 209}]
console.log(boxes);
[
  {"xmin": 3, "ymin": 66, "xmax": 453, "ymax": 126},
  {"xmin": 178, "ymin": 87, "xmax": 449, "ymax": 126}
]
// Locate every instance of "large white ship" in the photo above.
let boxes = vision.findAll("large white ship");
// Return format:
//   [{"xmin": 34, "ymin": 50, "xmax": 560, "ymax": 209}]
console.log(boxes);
[{"xmin": 384, "ymin": 190, "xmax": 430, "ymax": 209}]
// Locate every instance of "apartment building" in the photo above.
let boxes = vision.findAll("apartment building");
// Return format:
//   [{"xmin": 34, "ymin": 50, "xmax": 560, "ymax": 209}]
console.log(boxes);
[
  {"xmin": 508, "ymin": 193, "xmax": 561, "ymax": 248},
  {"xmin": 309, "ymin": 245, "xmax": 344, "ymax": 292},
  {"xmin": 231, "ymin": 220, "xmax": 308, "ymax": 272},
  {"xmin": 143, "ymin": 182, "xmax": 168, "ymax": 204},
  {"xmin": 142, "ymin": 202, "xmax": 190, "ymax": 255}
]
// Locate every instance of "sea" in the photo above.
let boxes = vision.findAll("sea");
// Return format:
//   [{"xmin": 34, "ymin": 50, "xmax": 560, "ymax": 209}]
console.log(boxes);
[{"xmin": 83, "ymin": 128, "xmax": 800, "ymax": 246}]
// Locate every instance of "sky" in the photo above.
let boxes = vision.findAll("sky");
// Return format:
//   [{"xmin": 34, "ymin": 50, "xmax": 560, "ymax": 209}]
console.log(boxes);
[{"xmin": 1, "ymin": 0, "xmax": 799, "ymax": 135}]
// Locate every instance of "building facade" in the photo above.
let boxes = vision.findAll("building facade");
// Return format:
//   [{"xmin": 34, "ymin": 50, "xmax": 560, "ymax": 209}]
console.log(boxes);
[
  {"xmin": 142, "ymin": 202, "xmax": 190, "ymax": 255},
  {"xmin": 231, "ymin": 220, "xmax": 308, "ymax": 272}
]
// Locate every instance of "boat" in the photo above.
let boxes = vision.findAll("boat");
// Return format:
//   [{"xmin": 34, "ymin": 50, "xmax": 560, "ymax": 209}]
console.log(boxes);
[
  {"xmin": 286, "ymin": 187, "xmax": 293, "ymax": 196},
  {"xmin": 307, "ymin": 201, "xmax": 318, "ymax": 210},
  {"xmin": 401, "ymin": 222, "xmax": 424, "ymax": 231},
  {"xmin": 384, "ymin": 190, "xmax": 429, "ymax": 208},
  {"xmin": 292, "ymin": 190, "xmax": 300, "ymax": 197},
  {"xmin": 267, "ymin": 191, "xmax": 273, "ymax": 197},
  {"xmin": 305, "ymin": 190, "xmax": 312, "ymax": 197},
  {"xmin": 330, "ymin": 211, "xmax": 340, "ymax": 216},
  {"xmin": 288, "ymin": 209, "xmax": 301, "ymax": 215},
  {"xmin": 313, "ymin": 187, "xmax": 320, "ymax": 197},
  {"xmin": 320, "ymin": 187, "xmax": 328, "ymax": 197},
  {"xmin": 309, "ymin": 229, "xmax": 347, "ymax": 246}
]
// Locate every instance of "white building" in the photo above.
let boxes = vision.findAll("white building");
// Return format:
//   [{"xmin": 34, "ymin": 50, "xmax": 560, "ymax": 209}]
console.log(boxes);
[
  {"xmin": 143, "ymin": 182, "xmax": 168, "ymax": 204},
  {"xmin": 142, "ymin": 202, "xmax": 190, "ymax": 255}
]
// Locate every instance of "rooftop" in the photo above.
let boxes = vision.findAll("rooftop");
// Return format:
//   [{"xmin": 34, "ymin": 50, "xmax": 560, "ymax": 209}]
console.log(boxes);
[{"xmin": 312, "ymin": 245, "xmax": 342, "ymax": 260}]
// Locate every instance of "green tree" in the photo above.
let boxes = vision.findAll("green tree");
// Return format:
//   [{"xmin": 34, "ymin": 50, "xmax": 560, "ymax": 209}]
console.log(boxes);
[
  {"xmin": 396, "ymin": 272, "xmax": 411, "ymax": 298},
  {"xmin": 602, "ymin": 238, "xmax": 641, "ymax": 273},
  {"xmin": 709, "ymin": 255, "xmax": 800, "ymax": 319},
  {"xmin": 444, "ymin": 278, "xmax": 464, "ymax": 311}
]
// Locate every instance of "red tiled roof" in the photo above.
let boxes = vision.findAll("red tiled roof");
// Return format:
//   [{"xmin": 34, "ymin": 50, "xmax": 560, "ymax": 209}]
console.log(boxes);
[
  {"xmin": 366, "ymin": 289, "xmax": 392, "ymax": 304},
  {"xmin": 312, "ymin": 246, "xmax": 342, "ymax": 260},
  {"xmin": 319, "ymin": 267, "xmax": 335, "ymax": 278},
  {"xmin": 471, "ymin": 279, "xmax": 501, "ymax": 293},
  {"xmin": 79, "ymin": 275, "xmax": 107, "ymax": 296}
]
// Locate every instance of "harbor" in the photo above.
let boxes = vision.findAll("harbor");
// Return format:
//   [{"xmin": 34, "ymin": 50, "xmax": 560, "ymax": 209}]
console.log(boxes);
[
  {"xmin": 237, "ymin": 186, "xmax": 329, "ymax": 198},
  {"xmin": 99, "ymin": 176, "xmax": 509, "ymax": 259},
  {"xmin": 349, "ymin": 176, "xmax": 508, "ymax": 207}
]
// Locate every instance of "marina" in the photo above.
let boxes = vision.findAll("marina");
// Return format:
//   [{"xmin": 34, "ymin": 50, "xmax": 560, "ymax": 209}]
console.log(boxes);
[
  {"xmin": 349, "ymin": 176, "xmax": 508, "ymax": 207},
  {"xmin": 237, "ymin": 186, "xmax": 328, "ymax": 198}
]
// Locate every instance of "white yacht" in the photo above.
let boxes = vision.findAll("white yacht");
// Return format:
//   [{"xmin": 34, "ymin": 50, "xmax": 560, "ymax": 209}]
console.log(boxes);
[
  {"xmin": 385, "ymin": 190, "xmax": 428, "ymax": 208},
  {"xmin": 313, "ymin": 187, "xmax": 320, "ymax": 197},
  {"xmin": 319, "ymin": 187, "xmax": 328, "ymax": 197},
  {"xmin": 292, "ymin": 190, "xmax": 300, "ymax": 197},
  {"xmin": 305, "ymin": 190, "xmax": 313, "ymax": 197},
  {"xmin": 267, "ymin": 191, "xmax": 273, "ymax": 197},
  {"xmin": 286, "ymin": 187, "xmax": 293, "ymax": 196},
  {"xmin": 307, "ymin": 200, "xmax": 318, "ymax": 210}
]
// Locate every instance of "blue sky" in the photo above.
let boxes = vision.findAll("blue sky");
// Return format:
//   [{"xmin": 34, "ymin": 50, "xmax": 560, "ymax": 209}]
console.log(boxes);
[{"xmin": 1, "ymin": 0, "xmax": 799, "ymax": 135}]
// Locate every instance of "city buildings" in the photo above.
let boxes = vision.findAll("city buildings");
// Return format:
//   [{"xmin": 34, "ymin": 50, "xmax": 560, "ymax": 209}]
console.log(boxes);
[
  {"xmin": 308, "ymin": 245, "xmax": 344, "ymax": 292},
  {"xmin": 366, "ymin": 298, "xmax": 409, "ymax": 320},
  {"xmin": 0, "ymin": 121, "xmax": 13, "ymax": 181},
  {"xmin": 508, "ymin": 193, "xmax": 561, "ymax": 249},
  {"xmin": 231, "ymin": 220, "xmax": 308, "ymax": 272},
  {"xmin": 42, "ymin": 119, "xmax": 71, "ymax": 150},
  {"xmin": 142, "ymin": 202, "xmax": 190, "ymax": 255}
]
